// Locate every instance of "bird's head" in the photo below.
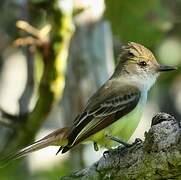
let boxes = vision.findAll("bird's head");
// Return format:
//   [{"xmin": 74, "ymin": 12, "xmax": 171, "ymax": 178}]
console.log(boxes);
[{"xmin": 114, "ymin": 42, "xmax": 176, "ymax": 90}]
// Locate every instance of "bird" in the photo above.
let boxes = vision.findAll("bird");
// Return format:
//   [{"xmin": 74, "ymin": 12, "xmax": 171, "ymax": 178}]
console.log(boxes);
[{"xmin": 1, "ymin": 42, "xmax": 176, "ymax": 166}]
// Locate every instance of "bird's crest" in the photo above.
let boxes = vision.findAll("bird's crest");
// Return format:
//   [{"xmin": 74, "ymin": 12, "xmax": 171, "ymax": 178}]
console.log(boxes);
[{"xmin": 119, "ymin": 42, "xmax": 156, "ymax": 62}]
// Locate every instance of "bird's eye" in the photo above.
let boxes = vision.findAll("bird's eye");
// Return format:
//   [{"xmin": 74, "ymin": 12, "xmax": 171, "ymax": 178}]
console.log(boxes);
[{"xmin": 138, "ymin": 61, "xmax": 147, "ymax": 67}]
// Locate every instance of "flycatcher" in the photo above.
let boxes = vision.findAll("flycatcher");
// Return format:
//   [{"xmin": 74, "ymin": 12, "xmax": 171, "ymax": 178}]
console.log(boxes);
[{"xmin": 2, "ymin": 42, "xmax": 176, "ymax": 164}]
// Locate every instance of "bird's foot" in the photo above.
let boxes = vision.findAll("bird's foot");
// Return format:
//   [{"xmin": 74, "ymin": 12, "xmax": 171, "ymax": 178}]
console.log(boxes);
[
  {"xmin": 103, "ymin": 134, "xmax": 129, "ymax": 159},
  {"xmin": 105, "ymin": 134, "xmax": 131, "ymax": 147},
  {"xmin": 118, "ymin": 138, "xmax": 143, "ymax": 154},
  {"xmin": 103, "ymin": 148, "xmax": 115, "ymax": 159},
  {"xmin": 103, "ymin": 136, "xmax": 143, "ymax": 158},
  {"xmin": 131, "ymin": 138, "xmax": 142, "ymax": 150},
  {"xmin": 103, "ymin": 150, "xmax": 109, "ymax": 158}
]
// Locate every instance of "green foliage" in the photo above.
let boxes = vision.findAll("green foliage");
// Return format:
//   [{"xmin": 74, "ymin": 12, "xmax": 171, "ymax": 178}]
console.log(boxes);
[
  {"xmin": 0, "ymin": 161, "xmax": 30, "ymax": 180},
  {"xmin": 34, "ymin": 160, "xmax": 71, "ymax": 180},
  {"xmin": 105, "ymin": 0, "xmax": 170, "ymax": 47},
  {"xmin": 0, "ymin": 159, "xmax": 71, "ymax": 180}
]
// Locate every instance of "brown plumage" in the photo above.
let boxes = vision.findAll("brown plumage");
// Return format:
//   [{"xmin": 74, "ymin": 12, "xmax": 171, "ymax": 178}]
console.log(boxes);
[{"xmin": 120, "ymin": 42, "xmax": 156, "ymax": 62}]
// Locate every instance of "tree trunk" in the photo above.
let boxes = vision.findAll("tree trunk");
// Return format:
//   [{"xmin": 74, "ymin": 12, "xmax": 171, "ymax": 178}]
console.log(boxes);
[{"xmin": 62, "ymin": 20, "xmax": 114, "ymax": 170}]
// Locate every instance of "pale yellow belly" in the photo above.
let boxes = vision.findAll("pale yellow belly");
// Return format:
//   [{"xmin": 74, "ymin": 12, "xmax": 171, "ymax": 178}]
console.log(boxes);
[{"xmin": 88, "ymin": 102, "xmax": 145, "ymax": 148}]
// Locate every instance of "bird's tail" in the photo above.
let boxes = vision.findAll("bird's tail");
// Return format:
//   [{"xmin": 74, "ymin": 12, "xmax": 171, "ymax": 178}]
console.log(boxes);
[{"xmin": 0, "ymin": 127, "xmax": 69, "ymax": 167}]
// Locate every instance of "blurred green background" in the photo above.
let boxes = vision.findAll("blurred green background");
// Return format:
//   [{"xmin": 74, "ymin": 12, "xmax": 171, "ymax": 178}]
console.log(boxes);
[{"xmin": 0, "ymin": 0, "xmax": 180, "ymax": 179}]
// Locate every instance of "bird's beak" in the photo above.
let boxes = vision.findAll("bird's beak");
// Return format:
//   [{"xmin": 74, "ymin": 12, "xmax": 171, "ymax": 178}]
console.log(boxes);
[{"xmin": 157, "ymin": 65, "xmax": 177, "ymax": 72}]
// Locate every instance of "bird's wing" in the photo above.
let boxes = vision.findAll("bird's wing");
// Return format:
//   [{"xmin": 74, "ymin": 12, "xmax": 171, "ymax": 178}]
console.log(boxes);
[{"xmin": 62, "ymin": 80, "xmax": 141, "ymax": 152}]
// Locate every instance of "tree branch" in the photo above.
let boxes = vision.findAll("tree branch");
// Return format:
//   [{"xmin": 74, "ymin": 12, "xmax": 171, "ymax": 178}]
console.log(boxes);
[
  {"xmin": 61, "ymin": 112, "xmax": 181, "ymax": 180},
  {"xmin": 0, "ymin": 0, "xmax": 74, "ymax": 154}
]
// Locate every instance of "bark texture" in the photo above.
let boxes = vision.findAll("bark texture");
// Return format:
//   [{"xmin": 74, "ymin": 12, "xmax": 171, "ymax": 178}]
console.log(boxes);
[{"xmin": 61, "ymin": 112, "xmax": 181, "ymax": 180}]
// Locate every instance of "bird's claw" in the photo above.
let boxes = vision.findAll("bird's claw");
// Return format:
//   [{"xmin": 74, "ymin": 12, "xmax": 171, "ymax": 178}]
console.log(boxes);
[
  {"xmin": 133, "ymin": 138, "xmax": 142, "ymax": 145},
  {"xmin": 127, "ymin": 138, "xmax": 143, "ymax": 153},
  {"xmin": 103, "ymin": 150, "xmax": 110, "ymax": 159}
]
